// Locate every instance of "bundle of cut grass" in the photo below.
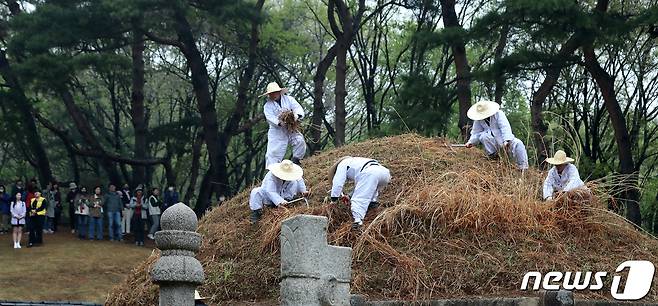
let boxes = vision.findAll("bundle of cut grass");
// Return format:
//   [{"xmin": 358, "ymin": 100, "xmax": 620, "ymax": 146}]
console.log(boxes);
[
  {"xmin": 278, "ymin": 110, "xmax": 301, "ymax": 132},
  {"xmin": 106, "ymin": 134, "xmax": 658, "ymax": 305}
]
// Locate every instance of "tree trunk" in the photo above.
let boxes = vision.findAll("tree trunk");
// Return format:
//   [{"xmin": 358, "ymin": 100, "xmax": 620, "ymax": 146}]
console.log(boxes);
[
  {"xmin": 131, "ymin": 20, "xmax": 148, "ymax": 185},
  {"xmin": 531, "ymin": 35, "xmax": 581, "ymax": 164},
  {"xmin": 0, "ymin": 51, "xmax": 53, "ymax": 187},
  {"xmin": 172, "ymin": 7, "xmax": 223, "ymax": 211},
  {"xmin": 215, "ymin": 0, "xmax": 266, "ymax": 202},
  {"xmin": 58, "ymin": 88, "xmax": 122, "ymax": 184},
  {"xmin": 184, "ymin": 131, "xmax": 203, "ymax": 205},
  {"xmin": 310, "ymin": 45, "xmax": 338, "ymax": 154},
  {"xmin": 334, "ymin": 43, "xmax": 348, "ymax": 146},
  {"xmin": 327, "ymin": 0, "xmax": 365, "ymax": 147},
  {"xmin": 439, "ymin": 0, "xmax": 472, "ymax": 141},
  {"xmin": 194, "ymin": 167, "xmax": 213, "ymax": 217},
  {"xmin": 583, "ymin": 44, "xmax": 640, "ymax": 226},
  {"xmin": 493, "ymin": 25, "xmax": 510, "ymax": 105},
  {"xmin": 531, "ymin": 0, "xmax": 608, "ymax": 164}
]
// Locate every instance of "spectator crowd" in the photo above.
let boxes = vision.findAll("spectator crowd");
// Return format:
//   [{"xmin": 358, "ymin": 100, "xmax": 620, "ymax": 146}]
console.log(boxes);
[{"xmin": 0, "ymin": 178, "xmax": 181, "ymax": 248}]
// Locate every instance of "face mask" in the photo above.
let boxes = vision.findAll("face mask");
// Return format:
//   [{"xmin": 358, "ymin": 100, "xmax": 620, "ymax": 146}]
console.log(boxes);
[{"xmin": 168, "ymin": 187, "xmax": 174, "ymax": 191}]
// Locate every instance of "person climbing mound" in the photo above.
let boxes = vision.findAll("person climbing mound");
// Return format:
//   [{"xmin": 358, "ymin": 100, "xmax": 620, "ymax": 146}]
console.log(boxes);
[
  {"xmin": 543, "ymin": 150, "xmax": 587, "ymax": 200},
  {"xmin": 464, "ymin": 100, "xmax": 529, "ymax": 171},
  {"xmin": 249, "ymin": 159, "xmax": 307, "ymax": 224},
  {"xmin": 329, "ymin": 156, "xmax": 391, "ymax": 230}
]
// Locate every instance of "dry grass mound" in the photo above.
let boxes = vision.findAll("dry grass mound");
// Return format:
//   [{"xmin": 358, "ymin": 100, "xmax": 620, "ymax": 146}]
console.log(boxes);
[{"xmin": 106, "ymin": 134, "xmax": 658, "ymax": 305}]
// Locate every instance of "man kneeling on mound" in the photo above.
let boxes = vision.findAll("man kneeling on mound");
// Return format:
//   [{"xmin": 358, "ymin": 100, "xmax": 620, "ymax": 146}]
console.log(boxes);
[
  {"xmin": 543, "ymin": 150, "xmax": 587, "ymax": 201},
  {"xmin": 329, "ymin": 156, "xmax": 391, "ymax": 230},
  {"xmin": 249, "ymin": 159, "xmax": 307, "ymax": 224}
]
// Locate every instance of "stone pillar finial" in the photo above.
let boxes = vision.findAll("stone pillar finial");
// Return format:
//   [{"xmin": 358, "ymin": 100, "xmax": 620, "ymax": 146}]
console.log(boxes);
[
  {"xmin": 151, "ymin": 202, "xmax": 205, "ymax": 306},
  {"xmin": 280, "ymin": 214, "xmax": 352, "ymax": 306}
]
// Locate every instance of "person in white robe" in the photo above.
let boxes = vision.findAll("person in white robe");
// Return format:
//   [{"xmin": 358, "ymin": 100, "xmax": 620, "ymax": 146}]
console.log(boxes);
[
  {"xmin": 249, "ymin": 160, "xmax": 307, "ymax": 223},
  {"xmin": 329, "ymin": 156, "xmax": 391, "ymax": 230},
  {"xmin": 262, "ymin": 82, "xmax": 306, "ymax": 168},
  {"xmin": 543, "ymin": 150, "xmax": 586, "ymax": 200},
  {"xmin": 464, "ymin": 100, "xmax": 529, "ymax": 170}
]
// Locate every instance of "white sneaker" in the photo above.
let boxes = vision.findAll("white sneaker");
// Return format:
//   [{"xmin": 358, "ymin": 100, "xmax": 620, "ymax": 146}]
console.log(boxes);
[
  {"xmin": 147, "ymin": 234, "xmax": 154, "ymax": 240},
  {"xmin": 13, "ymin": 243, "xmax": 17, "ymax": 249},
  {"xmin": 17, "ymin": 243, "xmax": 21, "ymax": 248}
]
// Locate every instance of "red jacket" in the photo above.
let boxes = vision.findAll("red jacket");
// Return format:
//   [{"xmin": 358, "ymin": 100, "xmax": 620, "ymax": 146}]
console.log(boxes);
[{"xmin": 25, "ymin": 192, "xmax": 36, "ymax": 209}]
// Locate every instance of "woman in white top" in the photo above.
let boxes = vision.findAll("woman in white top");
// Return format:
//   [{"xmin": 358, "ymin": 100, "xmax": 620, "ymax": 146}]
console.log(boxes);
[
  {"xmin": 74, "ymin": 187, "xmax": 90, "ymax": 239},
  {"xmin": 147, "ymin": 188, "xmax": 162, "ymax": 240},
  {"xmin": 543, "ymin": 150, "xmax": 586, "ymax": 200},
  {"xmin": 10, "ymin": 192, "xmax": 26, "ymax": 248}
]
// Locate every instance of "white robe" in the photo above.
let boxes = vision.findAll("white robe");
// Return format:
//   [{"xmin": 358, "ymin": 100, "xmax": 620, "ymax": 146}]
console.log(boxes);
[
  {"xmin": 249, "ymin": 171, "xmax": 307, "ymax": 210},
  {"xmin": 542, "ymin": 164, "xmax": 585, "ymax": 200},
  {"xmin": 331, "ymin": 157, "xmax": 391, "ymax": 224},
  {"xmin": 264, "ymin": 95, "xmax": 306, "ymax": 167},
  {"xmin": 466, "ymin": 110, "xmax": 529, "ymax": 169}
]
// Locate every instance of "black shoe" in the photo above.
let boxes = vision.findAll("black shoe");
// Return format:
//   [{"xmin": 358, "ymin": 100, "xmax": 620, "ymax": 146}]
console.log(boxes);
[
  {"xmin": 351, "ymin": 222, "xmax": 362, "ymax": 231},
  {"xmin": 487, "ymin": 152, "xmax": 499, "ymax": 160},
  {"xmin": 250, "ymin": 209, "xmax": 263, "ymax": 224},
  {"xmin": 27, "ymin": 243, "xmax": 33, "ymax": 248},
  {"xmin": 368, "ymin": 202, "xmax": 380, "ymax": 210},
  {"xmin": 291, "ymin": 157, "xmax": 301, "ymax": 165}
]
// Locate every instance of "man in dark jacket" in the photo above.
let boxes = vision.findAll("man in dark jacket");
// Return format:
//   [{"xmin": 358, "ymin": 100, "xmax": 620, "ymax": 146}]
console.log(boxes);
[
  {"xmin": 0, "ymin": 185, "xmax": 10, "ymax": 234},
  {"xmin": 104, "ymin": 184, "xmax": 123, "ymax": 241},
  {"xmin": 66, "ymin": 182, "xmax": 78, "ymax": 233},
  {"xmin": 163, "ymin": 185, "xmax": 180, "ymax": 212}
]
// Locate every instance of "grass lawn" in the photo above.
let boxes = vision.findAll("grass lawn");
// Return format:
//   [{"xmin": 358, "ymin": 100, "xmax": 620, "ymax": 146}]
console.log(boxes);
[{"xmin": 0, "ymin": 230, "xmax": 154, "ymax": 303}]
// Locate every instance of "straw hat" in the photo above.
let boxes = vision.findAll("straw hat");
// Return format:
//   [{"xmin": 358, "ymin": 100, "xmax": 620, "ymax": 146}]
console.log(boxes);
[
  {"xmin": 328, "ymin": 156, "xmax": 352, "ymax": 181},
  {"xmin": 467, "ymin": 100, "xmax": 500, "ymax": 121},
  {"xmin": 260, "ymin": 82, "xmax": 287, "ymax": 97},
  {"xmin": 268, "ymin": 160, "xmax": 303, "ymax": 181},
  {"xmin": 545, "ymin": 150, "xmax": 575, "ymax": 165},
  {"xmin": 194, "ymin": 290, "xmax": 206, "ymax": 301}
]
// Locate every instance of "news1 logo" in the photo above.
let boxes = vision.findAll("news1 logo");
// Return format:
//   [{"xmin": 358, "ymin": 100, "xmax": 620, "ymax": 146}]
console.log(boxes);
[{"xmin": 520, "ymin": 260, "xmax": 655, "ymax": 300}]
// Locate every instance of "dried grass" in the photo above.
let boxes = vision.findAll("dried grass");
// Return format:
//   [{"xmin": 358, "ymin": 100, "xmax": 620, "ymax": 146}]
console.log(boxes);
[
  {"xmin": 278, "ymin": 110, "xmax": 301, "ymax": 133},
  {"xmin": 106, "ymin": 134, "xmax": 658, "ymax": 305}
]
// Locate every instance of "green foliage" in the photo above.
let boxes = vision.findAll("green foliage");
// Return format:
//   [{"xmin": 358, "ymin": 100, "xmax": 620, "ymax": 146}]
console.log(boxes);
[{"xmin": 388, "ymin": 74, "xmax": 453, "ymax": 136}]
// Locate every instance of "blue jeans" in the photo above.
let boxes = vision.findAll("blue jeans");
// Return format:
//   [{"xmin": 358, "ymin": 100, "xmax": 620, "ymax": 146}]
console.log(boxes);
[
  {"xmin": 149, "ymin": 214, "xmax": 161, "ymax": 236},
  {"xmin": 88, "ymin": 216, "xmax": 103, "ymax": 240},
  {"xmin": 107, "ymin": 211, "xmax": 122, "ymax": 241},
  {"xmin": 76, "ymin": 215, "xmax": 88, "ymax": 239},
  {"xmin": 44, "ymin": 217, "xmax": 54, "ymax": 231}
]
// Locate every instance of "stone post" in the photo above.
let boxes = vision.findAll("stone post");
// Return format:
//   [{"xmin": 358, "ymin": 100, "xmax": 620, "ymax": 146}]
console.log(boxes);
[
  {"xmin": 280, "ymin": 214, "xmax": 352, "ymax": 306},
  {"xmin": 151, "ymin": 203, "xmax": 205, "ymax": 306},
  {"xmin": 541, "ymin": 290, "xmax": 574, "ymax": 306}
]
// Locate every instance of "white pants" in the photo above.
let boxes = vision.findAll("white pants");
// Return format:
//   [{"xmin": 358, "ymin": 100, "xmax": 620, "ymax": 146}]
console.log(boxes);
[
  {"xmin": 249, "ymin": 187, "xmax": 295, "ymax": 210},
  {"xmin": 249, "ymin": 187, "xmax": 271, "ymax": 210},
  {"xmin": 351, "ymin": 165, "xmax": 391, "ymax": 223},
  {"xmin": 265, "ymin": 128, "xmax": 306, "ymax": 168},
  {"xmin": 477, "ymin": 133, "xmax": 529, "ymax": 170},
  {"xmin": 122, "ymin": 208, "xmax": 133, "ymax": 234}
]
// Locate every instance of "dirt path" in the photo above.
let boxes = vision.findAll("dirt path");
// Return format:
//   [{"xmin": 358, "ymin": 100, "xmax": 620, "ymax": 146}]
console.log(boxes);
[{"xmin": 0, "ymin": 230, "xmax": 154, "ymax": 303}]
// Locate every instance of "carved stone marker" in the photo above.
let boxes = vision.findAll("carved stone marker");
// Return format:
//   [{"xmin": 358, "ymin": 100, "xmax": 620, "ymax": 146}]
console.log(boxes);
[
  {"xmin": 280, "ymin": 214, "xmax": 352, "ymax": 306},
  {"xmin": 151, "ymin": 203, "xmax": 205, "ymax": 306}
]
